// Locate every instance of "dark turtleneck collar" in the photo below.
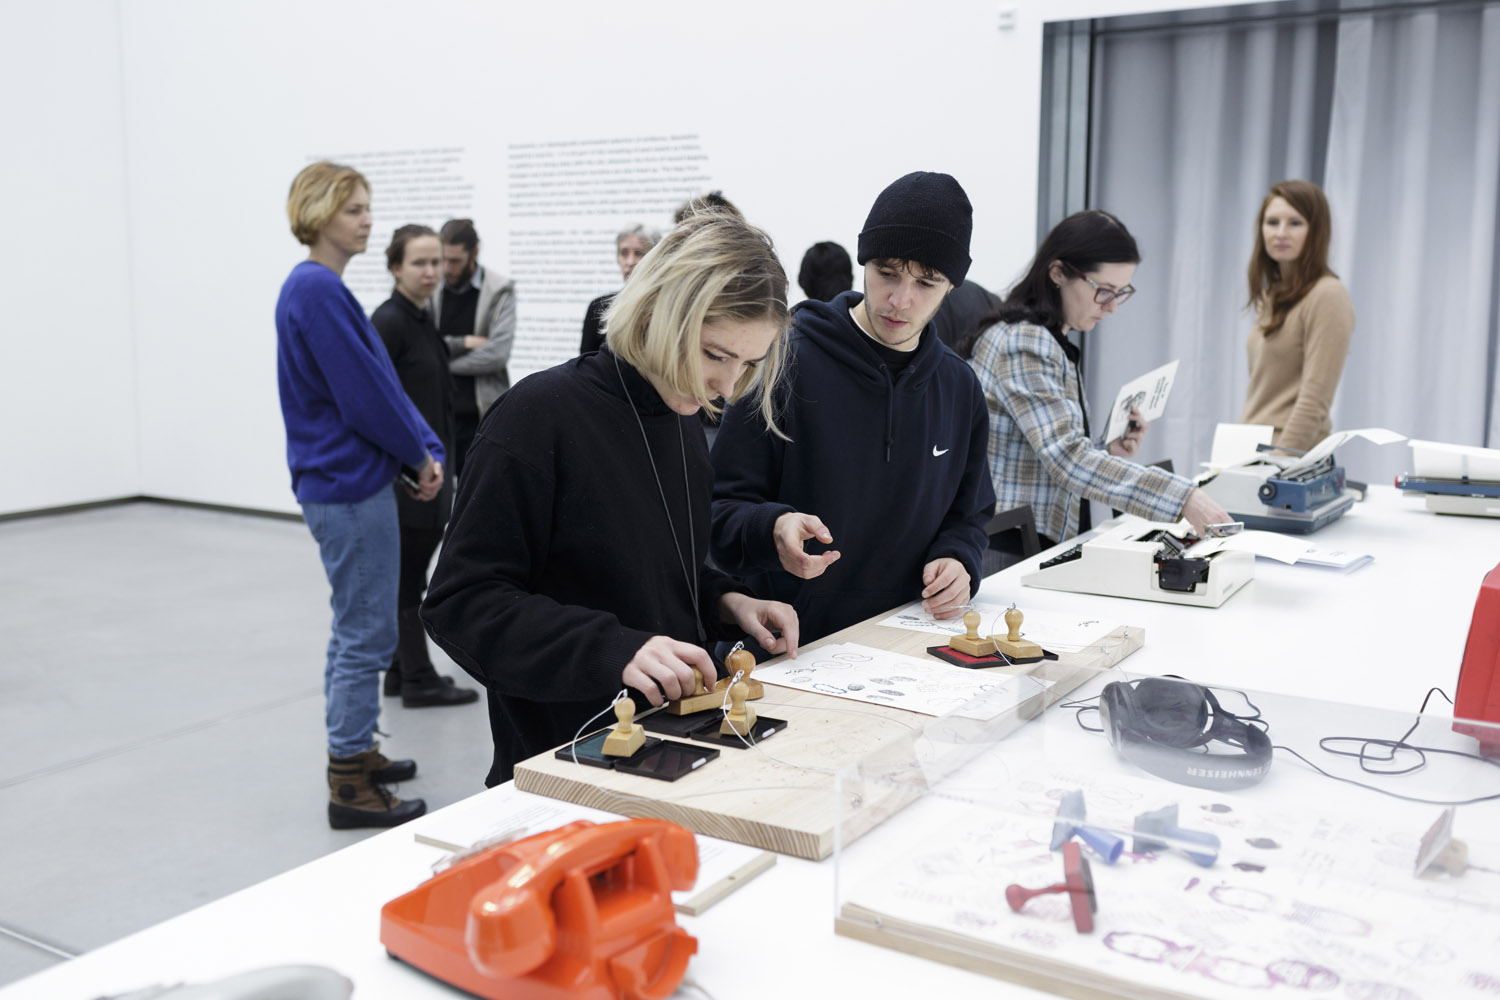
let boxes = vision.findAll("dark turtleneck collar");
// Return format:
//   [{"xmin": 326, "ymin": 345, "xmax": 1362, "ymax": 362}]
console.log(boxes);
[
  {"xmin": 592, "ymin": 344, "xmax": 678, "ymax": 418},
  {"xmin": 1049, "ymin": 327, "xmax": 1081, "ymax": 365}
]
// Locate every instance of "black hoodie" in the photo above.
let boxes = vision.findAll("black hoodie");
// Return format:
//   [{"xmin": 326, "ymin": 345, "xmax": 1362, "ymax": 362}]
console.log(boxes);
[{"xmin": 711, "ymin": 291, "xmax": 996, "ymax": 647}]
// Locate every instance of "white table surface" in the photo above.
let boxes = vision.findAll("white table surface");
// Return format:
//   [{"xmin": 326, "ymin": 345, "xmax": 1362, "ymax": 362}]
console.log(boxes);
[
  {"xmin": 3, "ymin": 487, "xmax": 1494, "ymax": 1000},
  {"xmin": 980, "ymin": 487, "xmax": 1498, "ymax": 715}
]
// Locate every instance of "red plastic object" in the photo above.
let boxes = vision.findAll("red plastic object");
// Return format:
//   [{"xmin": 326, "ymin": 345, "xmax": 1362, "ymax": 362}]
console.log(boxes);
[
  {"xmin": 1454, "ymin": 562, "xmax": 1500, "ymax": 758},
  {"xmin": 381, "ymin": 818, "xmax": 699, "ymax": 1000},
  {"xmin": 1003, "ymin": 841, "xmax": 1097, "ymax": 933}
]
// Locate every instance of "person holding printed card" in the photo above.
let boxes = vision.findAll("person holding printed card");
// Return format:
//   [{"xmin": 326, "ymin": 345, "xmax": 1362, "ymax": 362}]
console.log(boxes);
[{"xmin": 958, "ymin": 211, "xmax": 1230, "ymax": 550}]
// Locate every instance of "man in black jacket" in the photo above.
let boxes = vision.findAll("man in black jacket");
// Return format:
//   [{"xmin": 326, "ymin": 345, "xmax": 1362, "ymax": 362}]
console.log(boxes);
[{"xmin": 710, "ymin": 172, "xmax": 996, "ymax": 648}]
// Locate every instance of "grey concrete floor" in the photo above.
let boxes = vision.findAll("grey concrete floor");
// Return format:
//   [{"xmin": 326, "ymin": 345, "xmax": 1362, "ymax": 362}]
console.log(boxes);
[{"xmin": 0, "ymin": 502, "xmax": 490, "ymax": 988}]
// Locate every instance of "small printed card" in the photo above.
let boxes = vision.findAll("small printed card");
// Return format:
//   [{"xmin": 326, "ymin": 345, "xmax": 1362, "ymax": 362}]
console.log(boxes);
[{"xmin": 1104, "ymin": 359, "xmax": 1179, "ymax": 445}]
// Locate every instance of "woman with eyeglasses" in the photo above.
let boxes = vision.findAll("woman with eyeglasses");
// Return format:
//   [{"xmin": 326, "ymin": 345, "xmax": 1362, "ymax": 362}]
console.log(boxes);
[
  {"xmin": 1240, "ymin": 180, "xmax": 1353, "ymax": 453},
  {"xmin": 958, "ymin": 210, "xmax": 1229, "ymax": 551}
]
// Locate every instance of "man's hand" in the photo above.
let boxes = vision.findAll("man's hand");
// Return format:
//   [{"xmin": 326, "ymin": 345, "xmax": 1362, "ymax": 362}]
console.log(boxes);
[
  {"xmin": 463, "ymin": 335, "xmax": 488, "ymax": 350},
  {"xmin": 1107, "ymin": 406, "xmax": 1148, "ymax": 457},
  {"xmin": 773, "ymin": 512, "xmax": 841, "ymax": 579},
  {"xmin": 409, "ymin": 458, "xmax": 443, "ymax": 501},
  {"xmin": 1180, "ymin": 488, "xmax": 1232, "ymax": 536},
  {"xmin": 719, "ymin": 592, "xmax": 799, "ymax": 658},
  {"xmin": 920, "ymin": 557, "xmax": 969, "ymax": 619},
  {"xmin": 621, "ymin": 635, "xmax": 718, "ymax": 705}
]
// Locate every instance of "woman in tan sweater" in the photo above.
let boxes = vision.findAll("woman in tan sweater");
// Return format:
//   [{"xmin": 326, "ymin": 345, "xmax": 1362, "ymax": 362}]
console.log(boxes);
[{"xmin": 1239, "ymin": 180, "xmax": 1354, "ymax": 452}]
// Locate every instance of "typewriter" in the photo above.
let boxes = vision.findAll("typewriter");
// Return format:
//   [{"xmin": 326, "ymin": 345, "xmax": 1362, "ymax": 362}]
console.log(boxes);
[
  {"xmin": 1023, "ymin": 516, "xmax": 1253, "ymax": 608},
  {"xmin": 1198, "ymin": 448, "xmax": 1353, "ymax": 534}
]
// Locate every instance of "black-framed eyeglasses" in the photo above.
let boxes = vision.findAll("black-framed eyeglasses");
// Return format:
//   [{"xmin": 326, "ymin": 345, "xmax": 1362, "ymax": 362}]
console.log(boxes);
[{"xmin": 1063, "ymin": 262, "xmax": 1135, "ymax": 306}]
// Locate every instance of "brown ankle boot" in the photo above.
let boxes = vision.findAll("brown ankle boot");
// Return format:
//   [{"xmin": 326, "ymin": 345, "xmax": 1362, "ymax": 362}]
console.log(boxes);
[{"xmin": 327, "ymin": 749, "xmax": 426, "ymax": 830}]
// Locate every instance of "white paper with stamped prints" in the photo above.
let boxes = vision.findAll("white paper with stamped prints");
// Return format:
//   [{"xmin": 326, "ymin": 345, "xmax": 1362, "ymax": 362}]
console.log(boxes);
[
  {"xmin": 878, "ymin": 600, "xmax": 1116, "ymax": 654},
  {"xmin": 1104, "ymin": 358, "xmax": 1179, "ymax": 446},
  {"xmin": 841, "ymin": 755, "xmax": 1500, "ymax": 999},
  {"xmin": 755, "ymin": 641, "xmax": 1053, "ymax": 717}
]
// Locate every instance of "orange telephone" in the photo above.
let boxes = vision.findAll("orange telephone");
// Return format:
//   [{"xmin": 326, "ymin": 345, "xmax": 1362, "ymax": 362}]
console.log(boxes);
[{"xmin": 381, "ymin": 818, "xmax": 699, "ymax": 1000}]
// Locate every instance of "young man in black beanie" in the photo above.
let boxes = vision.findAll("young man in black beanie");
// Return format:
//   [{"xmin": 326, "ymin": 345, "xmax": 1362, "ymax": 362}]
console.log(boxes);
[{"xmin": 710, "ymin": 171, "xmax": 996, "ymax": 649}]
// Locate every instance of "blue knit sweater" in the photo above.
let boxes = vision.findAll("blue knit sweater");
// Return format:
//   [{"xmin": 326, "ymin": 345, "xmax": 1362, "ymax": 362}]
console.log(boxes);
[{"xmin": 275, "ymin": 261, "xmax": 443, "ymax": 503}]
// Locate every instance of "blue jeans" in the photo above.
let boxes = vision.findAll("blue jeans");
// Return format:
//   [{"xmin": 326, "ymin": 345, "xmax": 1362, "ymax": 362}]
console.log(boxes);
[{"xmin": 302, "ymin": 490, "xmax": 399, "ymax": 758}]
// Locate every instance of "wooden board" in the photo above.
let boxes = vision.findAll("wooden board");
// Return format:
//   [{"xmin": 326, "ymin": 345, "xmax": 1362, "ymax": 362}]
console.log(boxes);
[
  {"xmin": 675, "ymin": 850, "xmax": 777, "ymax": 916},
  {"xmin": 835, "ymin": 910, "xmax": 1189, "ymax": 1000},
  {"xmin": 514, "ymin": 619, "xmax": 1142, "ymax": 861}
]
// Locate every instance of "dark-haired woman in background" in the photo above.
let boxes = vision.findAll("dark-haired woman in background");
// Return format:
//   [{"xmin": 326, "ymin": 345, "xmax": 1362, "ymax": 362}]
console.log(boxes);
[
  {"xmin": 961, "ymin": 210, "xmax": 1229, "ymax": 551},
  {"xmin": 371, "ymin": 225, "xmax": 478, "ymax": 710},
  {"xmin": 1240, "ymin": 180, "xmax": 1354, "ymax": 453}
]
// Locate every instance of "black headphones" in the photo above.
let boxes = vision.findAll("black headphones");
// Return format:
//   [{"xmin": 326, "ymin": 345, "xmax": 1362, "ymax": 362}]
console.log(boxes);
[{"xmin": 1097, "ymin": 677, "xmax": 1273, "ymax": 791}]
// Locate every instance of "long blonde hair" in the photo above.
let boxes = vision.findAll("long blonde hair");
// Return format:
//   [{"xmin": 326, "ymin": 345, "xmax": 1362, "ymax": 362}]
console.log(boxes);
[{"xmin": 606, "ymin": 212, "xmax": 790, "ymax": 434}]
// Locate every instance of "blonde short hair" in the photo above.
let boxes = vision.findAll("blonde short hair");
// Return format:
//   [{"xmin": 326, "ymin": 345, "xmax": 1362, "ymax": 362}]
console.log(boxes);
[
  {"xmin": 606, "ymin": 213, "xmax": 790, "ymax": 433},
  {"xmin": 286, "ymin": 161, "xmax": 369, "ymax": 246}
]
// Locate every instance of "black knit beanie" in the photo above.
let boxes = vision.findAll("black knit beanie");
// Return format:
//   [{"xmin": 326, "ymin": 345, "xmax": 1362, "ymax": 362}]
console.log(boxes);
[{"xmin": 856, "ymin": 171, "xmax": 973, "ymax": 286}]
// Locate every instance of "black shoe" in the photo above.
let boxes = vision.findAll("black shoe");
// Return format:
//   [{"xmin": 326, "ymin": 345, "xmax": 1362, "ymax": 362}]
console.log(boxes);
[
  {"xmin": 369, "ymin": 743, "xmax": 417, "ymax": 783},
  {"xmin": 402, "ymin": 676, "xmax": 480, "ymax": 708},
  {"xmin": 383, "ymin": 666, "xmax": 402, "ymax": 697},
  {"xmin": 328, "ymin": 795, "xmax": 426, "ymax": 830}
]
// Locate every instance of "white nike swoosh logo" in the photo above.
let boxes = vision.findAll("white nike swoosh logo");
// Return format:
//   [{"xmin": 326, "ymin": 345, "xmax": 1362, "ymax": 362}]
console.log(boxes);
[{"xmin": 932, "ymin": 447, "xmax": 950, "ymax": 457}]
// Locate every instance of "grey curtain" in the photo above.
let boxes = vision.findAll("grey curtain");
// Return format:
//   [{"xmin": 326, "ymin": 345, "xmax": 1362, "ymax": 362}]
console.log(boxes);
[{"xmin": 1079, "ymin": 2, "xmax": 1500, "ymax": 487}]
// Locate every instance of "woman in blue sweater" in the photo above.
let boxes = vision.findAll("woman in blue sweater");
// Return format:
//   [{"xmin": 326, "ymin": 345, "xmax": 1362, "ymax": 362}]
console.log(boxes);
[{"xmin": 275, "ymin": 162, "xmax": 445, "ymax": 829}]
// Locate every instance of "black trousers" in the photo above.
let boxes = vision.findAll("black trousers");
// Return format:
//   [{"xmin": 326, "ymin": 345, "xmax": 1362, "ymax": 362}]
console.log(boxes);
[
  {"xmin": 398, "ymin": 526, "xmax": 445, "ymax": 613},
  {"xmin": 393, "ymin": 526, "xmax": 445, "ymax": 676},
  {"xmin": 451, "ymin": 410, "xmax": 478, "ymax": 481}
]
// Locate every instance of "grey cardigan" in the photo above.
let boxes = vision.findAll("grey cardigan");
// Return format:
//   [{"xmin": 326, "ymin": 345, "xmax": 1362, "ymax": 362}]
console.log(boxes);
[{"xmin": 432, "ymin": 266, "xmax": 517, "ymax": 415}]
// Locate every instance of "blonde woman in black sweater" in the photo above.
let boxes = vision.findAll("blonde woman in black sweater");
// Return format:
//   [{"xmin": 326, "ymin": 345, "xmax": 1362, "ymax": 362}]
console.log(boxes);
[{"xmin": 423, "ymin": 213, "xmax": 800, "ymax": 785}]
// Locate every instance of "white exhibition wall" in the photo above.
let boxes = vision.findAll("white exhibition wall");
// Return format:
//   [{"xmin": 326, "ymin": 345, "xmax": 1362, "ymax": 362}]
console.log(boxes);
[
  {"xmin": 3, "ymin": 0, "xmax": 1229, "ymax": 518},
  {"xmin": 0, "ymin": 0, "xmax": 138, "ymax": 515}
]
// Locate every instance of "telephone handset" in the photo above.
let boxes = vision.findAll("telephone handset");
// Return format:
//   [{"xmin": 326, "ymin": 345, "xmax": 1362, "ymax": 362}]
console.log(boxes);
[{"xmin": 382, "ymin": 818, "xmax": 699, "ymax": 1000}]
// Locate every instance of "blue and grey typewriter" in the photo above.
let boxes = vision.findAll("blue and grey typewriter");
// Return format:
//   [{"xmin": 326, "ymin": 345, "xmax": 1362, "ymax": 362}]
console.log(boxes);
[{"xmin": 1199, "ymin": 446, "xmax": 1354, "ymax": 534}]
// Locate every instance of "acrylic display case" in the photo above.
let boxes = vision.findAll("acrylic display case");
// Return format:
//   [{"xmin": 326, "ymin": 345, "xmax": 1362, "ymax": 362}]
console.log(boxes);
[{"xmin": 834, "ymin": 665, "xmax": 1500, "ymax": 1000}]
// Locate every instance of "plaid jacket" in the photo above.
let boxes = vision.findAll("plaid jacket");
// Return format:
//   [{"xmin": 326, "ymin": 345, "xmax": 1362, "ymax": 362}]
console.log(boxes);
[{"xmin": 969, "ymin": 321, "xmax": 1194, "ymax": 543}]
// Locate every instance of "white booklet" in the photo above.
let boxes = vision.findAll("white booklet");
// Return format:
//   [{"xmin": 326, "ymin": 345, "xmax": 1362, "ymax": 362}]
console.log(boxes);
[
  {"xmin": 1295, "ymin": 544, "xmax": 1374, "ymax": 573},
  {"xmin": 1104, "ymin": 359, "xmax": 1179, "ymax": 445}
]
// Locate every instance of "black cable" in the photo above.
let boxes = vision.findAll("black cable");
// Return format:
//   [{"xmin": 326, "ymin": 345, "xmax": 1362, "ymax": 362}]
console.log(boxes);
[
  {"xmin": 1060, "ymin": 693, "xmax": 1104, "ymax": 733},
  {"xmin": 1317, "ymin": 687, "xmax": 1451, "ymax": 774},
  {"xmin": 1271, "ymin": 742, "xmax": 1500, "ymax": 806},
  {"xmin": 1272, "ymin": 686, "xmax": 1500, "ymax": 806}
]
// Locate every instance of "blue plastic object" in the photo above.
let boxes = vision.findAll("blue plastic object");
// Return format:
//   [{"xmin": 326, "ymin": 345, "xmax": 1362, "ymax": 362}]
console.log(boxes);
[{"xmin": 1050, "ymin": 790, "xmax": 1125, "ymax": 865}]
